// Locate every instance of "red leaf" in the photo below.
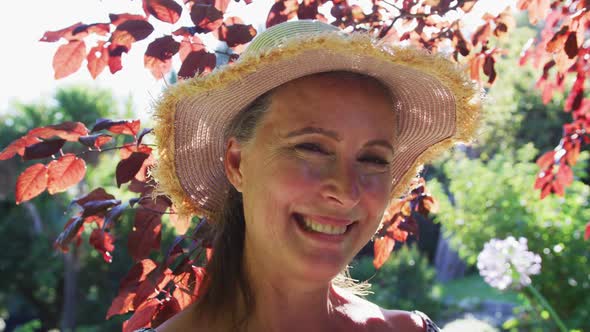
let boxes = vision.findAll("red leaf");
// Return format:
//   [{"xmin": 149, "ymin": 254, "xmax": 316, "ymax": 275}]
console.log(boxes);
[
  {"xmin": 84, "ymin": 23, "xmax": 111, "ymax": 36},
  {"xmin": 536, "ymin": 150, "xmax": 556, "ymax": 168},
  {"xmin": 267, "ymin": 0, "xmax": 299, "ymax": 28},
  {"xmin": 298, "ymin": 0, "xmax": 319, "ymax": 19},
  {"xmin": 54, "ymin": 216, "xmax": 85, "ymax": 252},
  {"xmin": 128, "ymin": 209, "xmax": 162, "ymax": 261},
  {"xmin": 178, "ymin": 50, "xmax": 216, "ymax": 78},
  {"xmin": 16, "ymin": 164, "xmax": 48, "ymax": 204},
  {"xmin": 111, "ymin": 20, "xmax": 154, "ymax": 50},
  {"xmin": 145, "ymin": 35, "xmax": 180, "ymax": 61},
  {"xmin": 493, "ymin": 8, "xmax": 515, "ymax": 38},
  {"xmin": 40, "ymin": 22, "xmax": 85, "ymax": 42},
  {"xmin": 144, "ymin": 35, "xmax": 179, "ymax": 79},
  {"xmin": 178, "ymin": 36, "xmax": 205, "ymax": 62},
  {"xmin": 23, "ymin": 139, "xmax": 66, "ymax": 160},
  {"xmin": 556, "ymin": 164, "xmax": 573, "ymax": 187},
  {"xmin": 53, "ymin": 40, "xmax": 86, "ymax": 79},
  {"xmin": 190, "ymin": 4, "xmax": 223, "ymax": 33},
  {"xmin": 144, "ymin": 0, "xmax": 183, "ymax": 24},
  {"xmin": 373, "ymin": 236, "xmax": 395, "ymax": 269},
  {"xmin": 106, "ymin": 259, "xmax": 159, "ymax": 318},
  {"xmin": 107, "ymin": 291, "xmax": 136, "ymax": 319},
  {"xmin": 145, "ymin": 56, "xmax": 173, "ymax": 79},
  {"xmin": 84, "ymin": 215, "xmax": 105, "ymax": 228},
  {"xmin": 0, "ymin": 136, "xmax": 41, "ymax": 160},
  {"xmin": 90, "ymin": 228, "xmax": 115, "ymax": 263},
  {"xmin": 87, "ymin": 42, "xmax": 110, "ymax": 79},
  {"xmin": 110, "ymin": 13, "xmax": 148, "ymax": 26},
  {"xmin": 92, "ymin": 119, "xmax": 141, "ymax": 136},
  {"xmin": 81, "ymin": 199, "xmax": 121, "ymax": 218},
  {"xmin": 546, "ymin": 25, "xmax": 570, "ymax": 53},
  {"xmin": 122, "ymin": 299, "xmax": 160, "ymax": 332},
  {"xmin": 565, "ymin": 74, "xmax": 585, "ymax": 112},
  {"xmin": 173, "ymin": 266, "xmax": 205, "ymax": 309},
  {"xmin": 74, "ymin": 188, "xmax": 116, "ymax": 207},
  {"xmin": 584, "ymin": 222, "xmax": 590, "ymax": 241},
  {"xmin": 122, "ymin": 259, "xmax": 159, "ymax": 291},
  {"xmin": 110, "ymin": 119, "xmax": 141, "ymax": 136},
  {"xmin": 386, "ymin": 215, "xmax": 409, "ymax": 243},
  {"xmin": 219, "ymin": 23, "xmax": 257, "ymax": 48},
  {"xmin": 117, "ymin": 152, "xmax": 150, "ymax": 187},
  {"xmin": 120, "ymin": 144, "xmax": 153, "ymax": 159},
  {"xmin": 152, "ymin": 297, "xmax": 181, "ymax": 327},
  {"xmin": 106, "ymin": 43, "xmax": 128, "ymax": 74},
  {"xmin": 471, "ymin": 22, "xmax": 491, "ymax": 46},
  {"xmin": 452, "ymin": 30, "xmax": 471, "ymax": 57},
  {"xmin": 119, "ymin": 144, "xmax": 154, "ymax": 182},
  {"xmin": 565, "ymin": 140, "xmax": 581, "ymax": 166},
  {"xmin": 47, "ymin": 154, "xmax": 86, "ymax": 194},
  {"xmin": 469, "ymin": 54, "xmax": 484, "ymax": 82},
  {"xmin": 102, "ymin": 205, "xmax": 127, "ymax": 231},
  {"xmin": 483, "ymin": 55, "xmax": 497, "ymax": 84},
  {"xmin": 214, "ymin": 0, "xmax": 231, "ymax": 12},
  {"xmin": 564, "ymin": 32, "xmax": 578, "ymax": 59},
  {"xmin": 28, "ymin": 121, "xmax": 89, "ymax": 141},
  {"xmin": 132, "ymin": 268, "xmax": 172, "ymax": 308},
  {"xmin": 78, "ymin": 134, "xmax": 113, "ymax": 149},
  {"xmin": 172, "ymin": 26, "xmax": 198, "ymax": 37}
]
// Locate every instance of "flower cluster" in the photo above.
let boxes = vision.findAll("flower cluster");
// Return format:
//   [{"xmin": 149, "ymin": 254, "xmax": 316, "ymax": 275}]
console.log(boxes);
[{"xmin": 477, "ymin": 236, "xmax": 542, "ymax": 290}]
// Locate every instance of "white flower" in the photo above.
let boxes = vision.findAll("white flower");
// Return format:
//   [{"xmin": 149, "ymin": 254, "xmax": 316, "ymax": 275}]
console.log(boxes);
[{"xmin": 477, "ymin": 236, "xmax": 542, "ymax": 291}]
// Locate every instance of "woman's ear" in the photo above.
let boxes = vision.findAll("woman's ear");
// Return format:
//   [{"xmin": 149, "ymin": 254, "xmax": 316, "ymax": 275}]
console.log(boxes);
[{"xmin": 224, "ymin": 137, "xmax": 244, "ymax": 192}]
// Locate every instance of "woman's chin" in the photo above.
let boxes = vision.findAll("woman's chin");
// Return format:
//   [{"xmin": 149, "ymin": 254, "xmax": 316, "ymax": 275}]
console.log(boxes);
[{"xmin": 291, "ymin": 255, "xmax": 351, "ymax": 283}]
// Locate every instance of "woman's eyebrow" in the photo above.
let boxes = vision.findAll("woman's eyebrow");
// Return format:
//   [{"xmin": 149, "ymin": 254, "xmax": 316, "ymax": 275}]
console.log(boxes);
[{"xmin": 283, "ymin": 126, "xmax": 341, "ymax": 141}]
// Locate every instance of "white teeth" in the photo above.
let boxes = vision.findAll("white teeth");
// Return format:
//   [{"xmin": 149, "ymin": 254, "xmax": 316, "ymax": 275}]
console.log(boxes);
[{"xmin": 302, "ymin": 216, "xmax": 347, "ymax": 235}]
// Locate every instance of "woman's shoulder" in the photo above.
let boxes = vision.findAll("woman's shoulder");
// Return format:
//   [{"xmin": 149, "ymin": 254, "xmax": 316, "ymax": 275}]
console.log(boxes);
[
  {"xmin": 381, "ymin": 309, "xmax": 441, "ymax": 332},
  {"xmin": 332, "ymin": 287, "xmax": 440, "ymax": 332}
]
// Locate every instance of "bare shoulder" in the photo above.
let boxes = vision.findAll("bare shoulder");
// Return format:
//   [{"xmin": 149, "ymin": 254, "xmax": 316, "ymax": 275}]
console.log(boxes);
[
  {"xmin": 331, "ymin": 287, "xmax": 427, "ymax": 332},
  {"xmin": 380, "ymin": 309, "xmax": 427, "ymax": 332},
  {"xmin": 154, "ymin": 302, "xmax": 211, "ymax": 332}
]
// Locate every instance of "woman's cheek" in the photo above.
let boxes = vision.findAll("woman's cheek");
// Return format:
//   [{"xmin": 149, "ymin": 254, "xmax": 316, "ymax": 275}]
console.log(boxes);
[{"xmin": 360, "ymin": 173, "xmax": 393, "ymax": 200}]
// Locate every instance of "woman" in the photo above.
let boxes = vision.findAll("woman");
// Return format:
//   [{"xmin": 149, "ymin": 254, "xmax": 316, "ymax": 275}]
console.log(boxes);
[{"xmin": 146, "ymin": 20, "xmax": 481, "ymax": 331}]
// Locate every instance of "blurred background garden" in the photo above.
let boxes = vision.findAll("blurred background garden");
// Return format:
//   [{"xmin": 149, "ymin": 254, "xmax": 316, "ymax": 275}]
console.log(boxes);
[{"xmin": 1, "ymin": 0, "xmax": 589, "ymax": 331}]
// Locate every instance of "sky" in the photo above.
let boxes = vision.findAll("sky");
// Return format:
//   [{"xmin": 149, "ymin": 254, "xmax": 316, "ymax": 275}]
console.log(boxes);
[{"xmin": 0, "ymin": 0, "xmax": 514, "ymax": 119}]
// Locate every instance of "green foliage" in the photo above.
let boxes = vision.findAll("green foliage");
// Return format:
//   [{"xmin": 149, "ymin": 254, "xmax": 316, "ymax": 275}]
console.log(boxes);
[
  {"xmin": 13, "ymin": 319, "xmax": 41, "ymax": 332},
  {"xmin": 429, "ymin": 143, "xmax": 590, "ymax": 329},
  {"xmin": 439, "ymin": 274, "xmax": 521, "ymax": 304},
  {"xmin": 350, "ymin": 245, "xmax": 442, "ymax": 319}
]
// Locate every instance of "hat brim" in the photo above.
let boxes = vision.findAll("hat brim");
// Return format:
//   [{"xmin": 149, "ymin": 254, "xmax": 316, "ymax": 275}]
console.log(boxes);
[{"xmin": 153, "ymin": 32, "xmax": 482, "ymax": 219}]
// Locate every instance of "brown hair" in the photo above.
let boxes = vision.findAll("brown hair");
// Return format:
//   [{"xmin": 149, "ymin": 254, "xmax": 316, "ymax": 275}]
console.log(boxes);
[{"xmin": 192, "ymin": 71, "xmax": 391, "ymax": 329}]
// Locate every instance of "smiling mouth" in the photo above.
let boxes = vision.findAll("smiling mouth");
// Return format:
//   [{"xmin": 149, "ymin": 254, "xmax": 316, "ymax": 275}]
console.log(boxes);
[{"xmin": 293, "ymin": 213, "xmax": 355, "ymax": 236}]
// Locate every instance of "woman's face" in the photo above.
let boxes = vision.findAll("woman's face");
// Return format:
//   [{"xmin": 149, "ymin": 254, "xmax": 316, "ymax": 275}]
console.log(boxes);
[{"xmin": 229, "ymin": 74, "xmax": 396, "ymax": 282}]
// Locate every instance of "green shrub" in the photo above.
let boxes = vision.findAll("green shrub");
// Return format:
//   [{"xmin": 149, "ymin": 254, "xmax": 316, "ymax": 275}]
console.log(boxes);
[
  {"xmin": 350, "ymin": 245, "xmax": 442, "ymax": 319},
  {"xmin": 429, "ymin": 144, "xmax": 590, "ymax": 330}
]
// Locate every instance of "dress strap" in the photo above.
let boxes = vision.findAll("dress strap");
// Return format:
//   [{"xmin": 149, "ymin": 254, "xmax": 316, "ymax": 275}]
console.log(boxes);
[{"xmin": 412, "ymin": 310, "xmax": 442, "ymax": 332}]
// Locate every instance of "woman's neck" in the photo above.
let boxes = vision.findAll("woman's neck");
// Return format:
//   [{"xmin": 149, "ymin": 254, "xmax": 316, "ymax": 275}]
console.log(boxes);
[{"xmin": 239, "ymin": 276, "xmax": 339, "ymax": 332}]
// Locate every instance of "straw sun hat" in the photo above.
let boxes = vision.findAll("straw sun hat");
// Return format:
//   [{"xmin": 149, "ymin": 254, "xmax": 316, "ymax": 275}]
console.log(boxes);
[{"xmin": 153, "ymin": 20, "xmax": 482, "ymax": 219}]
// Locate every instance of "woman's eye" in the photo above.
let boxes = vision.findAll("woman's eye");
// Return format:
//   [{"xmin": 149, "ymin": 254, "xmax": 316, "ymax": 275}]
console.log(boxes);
[
  {"xmin": 294, "ymin": 143, "xmax": 328, "ymax": 154},
  {"xmin": 359, "ymin": 156, "xmax": 389, "ymax": 165}
]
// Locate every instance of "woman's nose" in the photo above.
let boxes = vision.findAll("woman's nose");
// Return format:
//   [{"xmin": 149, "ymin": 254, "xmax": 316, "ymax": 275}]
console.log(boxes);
[{"xmin": 319, "ymin": 161, "xmax": 361, "ymax": 208}]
